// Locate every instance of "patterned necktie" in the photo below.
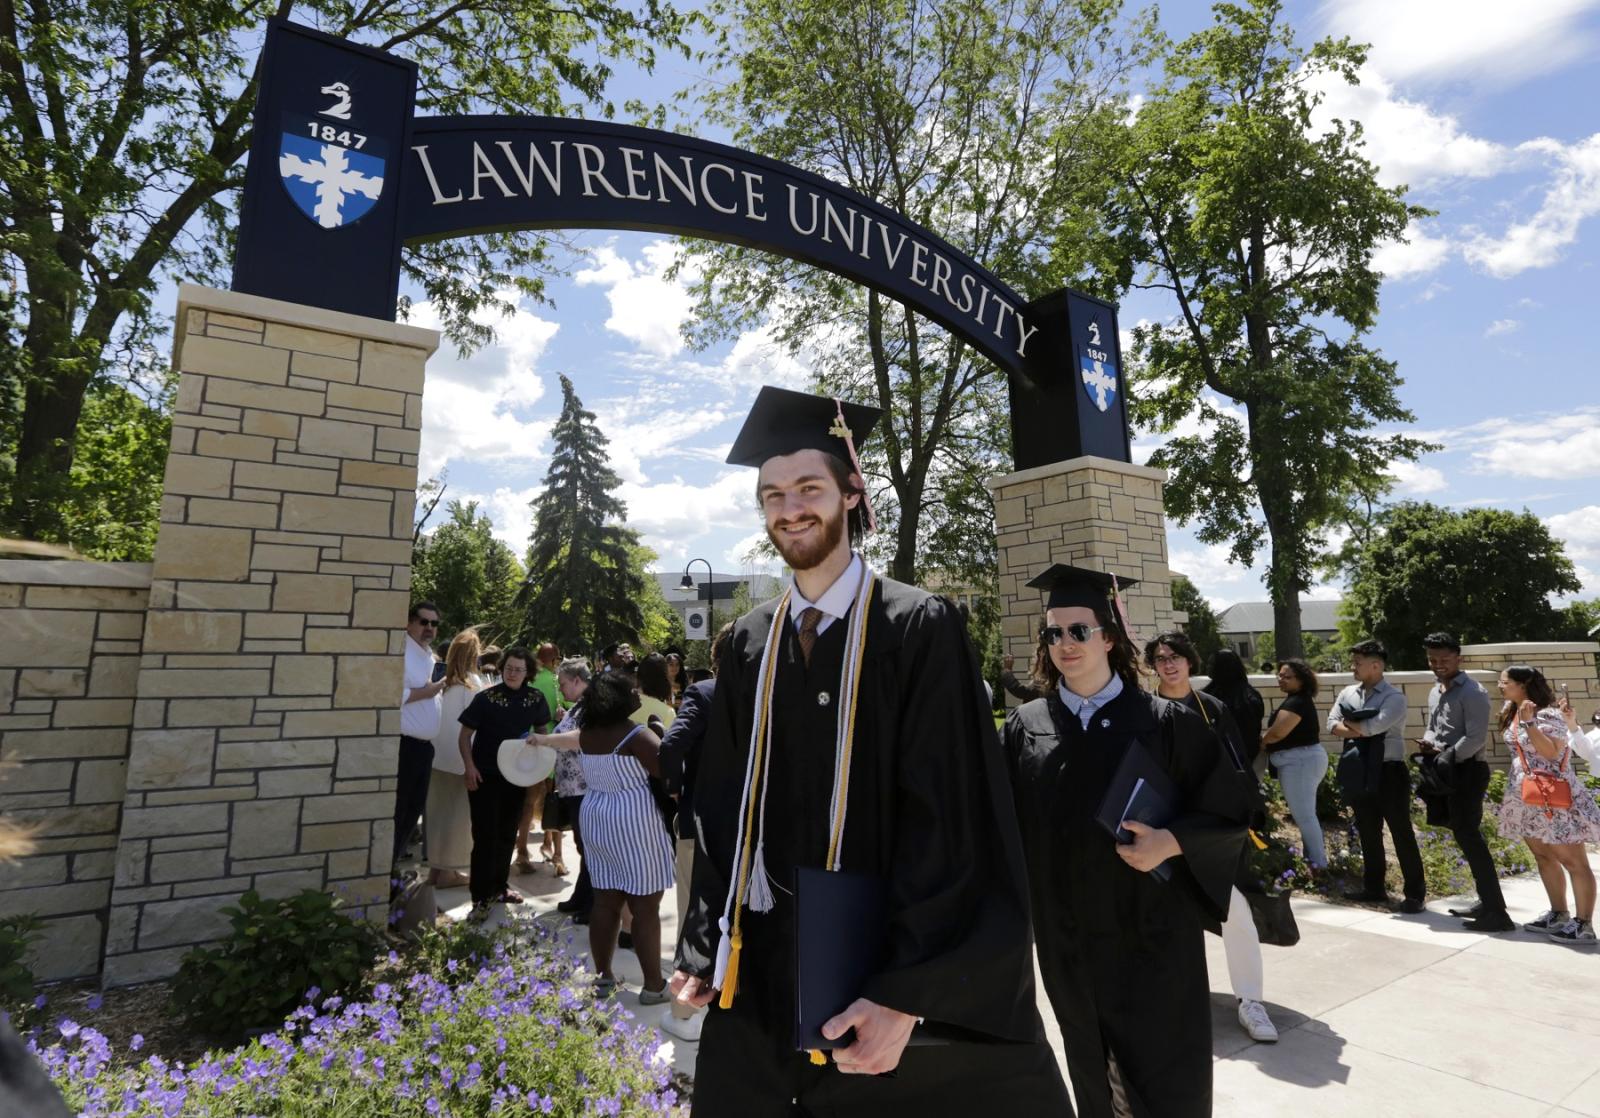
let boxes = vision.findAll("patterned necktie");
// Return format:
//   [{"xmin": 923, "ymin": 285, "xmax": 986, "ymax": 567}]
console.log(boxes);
[{"xmin": 797, "ymin": 607, "xmax": 823, "ymax": 666}]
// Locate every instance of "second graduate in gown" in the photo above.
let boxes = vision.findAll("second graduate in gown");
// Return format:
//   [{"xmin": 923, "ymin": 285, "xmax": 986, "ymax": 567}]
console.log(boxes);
[{"xmin": 1004, "ymin": 564, "xmax": 1251, "ymax": 1118}]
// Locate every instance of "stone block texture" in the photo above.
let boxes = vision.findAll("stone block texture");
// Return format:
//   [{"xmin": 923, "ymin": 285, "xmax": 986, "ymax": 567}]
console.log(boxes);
[
  {"xmin": 0, "ymin": 559, "xmax": 151, "ymax": 981},
  {"xmin": 990, "ymin": 456, "xmax": 1176, "ymax": 704},
  {"xmin": 101, "ymin": 284, "xmax": 438, "ymax": 986}
]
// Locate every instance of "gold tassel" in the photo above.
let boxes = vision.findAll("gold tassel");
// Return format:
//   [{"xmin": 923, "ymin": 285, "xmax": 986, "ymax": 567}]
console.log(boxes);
[
  {"xmin": 809, "ymin": 1049, "xmax": 827, "ymax": 1066},
  {"xmin": 718, "ymin": 933, "xmax": 742, "ymax": 1010},
  {"xmin": 1249, "ymin": 828, "xmax": 1268, "ymax": 851}
]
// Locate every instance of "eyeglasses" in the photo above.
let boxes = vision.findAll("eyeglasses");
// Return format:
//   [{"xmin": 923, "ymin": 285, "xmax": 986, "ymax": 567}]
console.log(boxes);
[
  {"xmin": 1152, "ymin": 654, "xmax": 1186, "ymax": 667},
  {"xmin": 415, "ymin": 618, "xmax": 439, "ymax": 628},
  {"xmin": 1043, "ymin": 623, "xmax": 1106, "ymax": 646}
]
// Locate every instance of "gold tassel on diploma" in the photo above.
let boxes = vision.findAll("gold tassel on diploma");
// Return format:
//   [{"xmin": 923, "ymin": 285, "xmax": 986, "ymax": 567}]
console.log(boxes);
[
  {"xmin": 718, "ymin": 933, "xmax": 742, "ymax": 1010},
  {"xmin": 809, "ymin": 1049, "xmax": 827, "ymax": 1066}
]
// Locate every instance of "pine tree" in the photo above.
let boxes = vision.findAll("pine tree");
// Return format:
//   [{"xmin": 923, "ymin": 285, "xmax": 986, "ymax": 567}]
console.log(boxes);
[{"xmin": 521, "ymin": 375, "xmax": 648, "ymax": 652}]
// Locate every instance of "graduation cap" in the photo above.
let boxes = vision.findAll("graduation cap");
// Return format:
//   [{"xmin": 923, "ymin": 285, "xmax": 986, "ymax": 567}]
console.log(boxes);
[
  {"xmin": 1027, "ymin": 564, "xmax": 1142, "ymax": 640},
  {"xmin": 727, "ymin": 386, "xmax": 883, "ymax": 532}
]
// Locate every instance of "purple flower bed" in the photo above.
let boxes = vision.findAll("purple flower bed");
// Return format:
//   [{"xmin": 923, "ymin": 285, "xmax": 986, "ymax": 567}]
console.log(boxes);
[{"xmin": 28, "ymin": 927, "xmax": 676, "ymax": 1117}]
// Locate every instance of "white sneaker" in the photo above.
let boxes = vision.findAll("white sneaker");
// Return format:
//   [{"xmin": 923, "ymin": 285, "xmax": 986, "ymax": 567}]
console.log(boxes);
[
  {"xmin": 1548, "ymin": 918, "xmax": 1598, "ymax": 946},
  {"xmin": 1238, "ymin": 998, "xmax": 1279, "ymax": 1043},
  {"xmin": 1523, "ymin": 909, "xmax": 1569, "ymax": 933},
  {"xmin": 659, "ymin": 1006, "xmax": 705, "ymax": 1042}
]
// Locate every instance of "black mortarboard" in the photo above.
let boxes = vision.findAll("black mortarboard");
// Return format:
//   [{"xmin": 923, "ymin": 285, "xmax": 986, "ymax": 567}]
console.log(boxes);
[
  {"xmin": 725, "ymin": 386, "xmax": 882, "ymax": 468},
  {"xmin": 1026, "ymin": 563, "xmax": 1141, "ymax": 611}
]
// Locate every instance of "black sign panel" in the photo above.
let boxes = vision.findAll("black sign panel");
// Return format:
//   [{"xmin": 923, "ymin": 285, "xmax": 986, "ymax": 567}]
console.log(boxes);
[
  {"xmin": 231, "ymin": 22, "xmax": 1134, "ymax": 467},
  {"xmin": 396, "ymin": 117, "xmax": 1038, "ymax": 378},
  {"xmin": 1009, "ymin": 289, "xmax": 1130, "ymax": 469},
  {"xmin": 232, "ymin": 21, "xmax": 416, "ymax": 319}
]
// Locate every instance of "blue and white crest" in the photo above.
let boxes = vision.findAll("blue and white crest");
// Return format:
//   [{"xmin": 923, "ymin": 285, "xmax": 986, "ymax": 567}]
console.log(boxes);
[
  {"xmin": 278, "ymin": 132, "xmax": 384, "ymax": 229},
  {"xmin": 1080, "ymin": 354, "xmax": 1118, "ymax": 413}
]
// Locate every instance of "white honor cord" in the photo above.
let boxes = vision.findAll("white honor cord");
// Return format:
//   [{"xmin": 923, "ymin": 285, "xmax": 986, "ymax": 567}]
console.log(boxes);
[{"xmin": 825, "ymin": 563, "xmax": 874, "ymax": 871}]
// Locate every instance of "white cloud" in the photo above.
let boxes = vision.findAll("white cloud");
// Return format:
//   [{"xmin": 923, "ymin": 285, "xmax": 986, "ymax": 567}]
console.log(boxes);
[
  {"xmin": 1415, "ymin": 281, "xmax": 1450, "ymax": 303},
  {"xmin": 1463, "ymin": 134, "xmax": 1600, "ymax": 277},
  {"xmin": 724, "ymin": 530, "xmax": 777, "ymax": 572},
  {"xmin": 1387, "ymin": 460, "xmax": 1448, "ymax": 496},
  {"xmin": 574, "ymin": 240, "xmax": 696, "ymax": 357},
  {"xmin": 1372, "ymin": 229, "xmax": 1453, "ymax": 279},
  {"xmin": 410, "ymin": 292, "xmax": 558, "ymax": 477},
  {"xmin": 1546, "ymin": 505, "xmax": 1600, "ymax": 596},
  {"xmin": 1484, "ymin": 318, "xmax": 1520, "ymax": 337},
  {"xmin": 1319, "ymin": 0, "xmax": 1600, "ymax": 84},
  {"xmin": 615, "ymin": 470, "xmax": 762, "ymax": 566},
  {"xmin": 1466, "ymin": 409, "xmax": 1600, "ymax": 479},
  {"xmin": 1309, "ymin": 66, "xmax": 1507, "ymax": 189}
]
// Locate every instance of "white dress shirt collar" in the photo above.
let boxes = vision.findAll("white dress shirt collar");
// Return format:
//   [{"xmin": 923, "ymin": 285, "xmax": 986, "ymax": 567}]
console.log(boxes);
[{"xmin": 789, "ymin": 552, "xmax": 863, "ymax": 637}]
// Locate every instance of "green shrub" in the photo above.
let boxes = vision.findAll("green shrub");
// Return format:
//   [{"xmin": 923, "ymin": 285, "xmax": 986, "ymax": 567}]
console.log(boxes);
[
  {"xmin": 0, "ymin": 915, "xmax": 42, "ymax": 1021},
  {"xmin": 171, "ymin": 889, "xmax": 383, "ymax": 1041}
]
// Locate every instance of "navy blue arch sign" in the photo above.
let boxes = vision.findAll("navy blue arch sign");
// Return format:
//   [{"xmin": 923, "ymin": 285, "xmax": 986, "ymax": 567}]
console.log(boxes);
[{"xmin": 232, "ymin": 19, "xmax": 1129, "ymax": 467}]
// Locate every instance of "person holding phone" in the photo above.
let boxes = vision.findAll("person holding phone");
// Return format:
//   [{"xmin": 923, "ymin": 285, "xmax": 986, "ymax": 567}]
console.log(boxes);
[
  {"xmin": 1495, "ymin": 665, "xmax": 1600, "ymax": 944},
  {"xmin": 1005, "ymin": 565, "xmax": 1249, "ymax": 1117}
]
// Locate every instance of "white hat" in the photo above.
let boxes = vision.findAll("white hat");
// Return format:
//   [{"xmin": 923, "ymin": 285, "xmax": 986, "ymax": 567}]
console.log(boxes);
[{"xmin": 496, "ymin": 738, "xmax": 557, "ymax": 787}]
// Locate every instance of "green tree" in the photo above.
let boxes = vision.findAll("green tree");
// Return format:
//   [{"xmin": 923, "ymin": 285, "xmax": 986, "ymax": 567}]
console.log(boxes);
[
  {"xmin": 634, "ymin": 545, "xmax": 686, "ymax": 651},
  {"xmin": 1110, "ymin": 0, "xmax": 1433, "ymax": 658},
  {"xmin": 1341, "ymin": 502, "xmax": 1582, "ymax": 669},
  {"xmin": 0, "ymin": 0, "xmax": 692, "ymax": 544},
  {"xmin": 521, "ymin": 375, "xmax": 649, "ymax": 653},
  {"xmin": 1555, "ymin": 598, "xmax": 1600, "ymax": 643},
  {"xmin": 410, "ymin": 500, "xmax": 525, "ymax": 644},
  {"xmin": 1170, "ymin": 574, "xmax": 1223, "ymax": 666},
  {"xmin": 681, "ymin": 0, "xmax": 1150, "ymax": 583}
]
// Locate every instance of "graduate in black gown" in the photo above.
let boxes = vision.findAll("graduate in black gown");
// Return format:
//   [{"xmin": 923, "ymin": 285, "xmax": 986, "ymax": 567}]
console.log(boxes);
[
  {"xmin": 1004, "ymin": 565, "xmax": 1250, "ymax": 1118},
  {"xmin": 671, "ymin": 386, "xmax": 1069, "ymax": 1117}
]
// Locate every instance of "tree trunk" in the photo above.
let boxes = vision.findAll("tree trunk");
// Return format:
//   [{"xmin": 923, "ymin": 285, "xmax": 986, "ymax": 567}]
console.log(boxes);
[
  {"xmin": 889, "ymin": 496, "xmax": 919, "ymax": 584},
  {"xmin": 9, "ymin": 293, "xmax": 95, "ymax": 539}
]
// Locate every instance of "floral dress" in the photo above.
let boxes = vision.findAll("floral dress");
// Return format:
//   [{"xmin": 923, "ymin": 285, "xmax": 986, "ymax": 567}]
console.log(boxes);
[{"xmin": 1497, "ymin": 707, "xmax": 1600, "ymax": 844}]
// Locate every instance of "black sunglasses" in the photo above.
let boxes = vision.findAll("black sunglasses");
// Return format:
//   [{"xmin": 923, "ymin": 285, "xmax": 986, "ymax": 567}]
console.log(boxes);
[
  {"xmin": 1043, "ymin": 622, "xmax": 1106, "ymax": 646},
  {"xmin": 415, "ymin": 617, "xmax": 440, "ymax": 628}
]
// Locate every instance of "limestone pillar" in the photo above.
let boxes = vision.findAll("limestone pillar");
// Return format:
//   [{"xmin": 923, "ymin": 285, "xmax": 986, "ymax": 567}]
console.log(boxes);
[
  {"xmin": 103, "ymin": 284, "xmax": 437, "ymax": 986},
  {"xmin": 989, "ymin": 456, "xmax": 1175, "ymax": 703}
]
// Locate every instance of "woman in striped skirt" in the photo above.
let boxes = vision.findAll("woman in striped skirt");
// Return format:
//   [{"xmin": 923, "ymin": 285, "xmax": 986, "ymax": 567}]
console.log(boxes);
[{"xmin": 540, "ymin": 671, "xmax": 675, "ymax": 999}]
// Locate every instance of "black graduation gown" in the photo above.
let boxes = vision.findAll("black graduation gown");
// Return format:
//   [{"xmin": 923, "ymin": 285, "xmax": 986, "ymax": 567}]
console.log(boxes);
[
  {"xmin": 677, "ymin": 577, "xmax": 1070, "ymax": 1117},
  {"xmin": 1004, "ymin": 684, "xmax": 1249, "ymax": 1118}
]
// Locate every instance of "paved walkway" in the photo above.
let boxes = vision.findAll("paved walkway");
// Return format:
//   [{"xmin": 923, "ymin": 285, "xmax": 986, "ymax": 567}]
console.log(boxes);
[{"xmin": 441, "ymin": 852, "xmax": 1600, "ymax": 1115}]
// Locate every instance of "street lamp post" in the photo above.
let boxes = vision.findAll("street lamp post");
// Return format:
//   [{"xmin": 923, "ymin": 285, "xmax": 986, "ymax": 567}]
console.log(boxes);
[{"xmin": 680, "ymin": 558, "xmax": 715, "ymax": 650}]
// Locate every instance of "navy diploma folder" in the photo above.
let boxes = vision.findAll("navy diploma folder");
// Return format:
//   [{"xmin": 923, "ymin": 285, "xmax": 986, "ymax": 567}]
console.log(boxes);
[{"xmin": 1094, "ymin": 740, "xmax": 1178, "ymax": 881}]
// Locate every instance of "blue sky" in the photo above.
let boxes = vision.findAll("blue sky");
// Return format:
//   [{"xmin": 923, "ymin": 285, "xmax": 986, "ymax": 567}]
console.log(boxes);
[{"xmin": 403, "ymin": 0, "xmax": 1600, "ymax": 610}]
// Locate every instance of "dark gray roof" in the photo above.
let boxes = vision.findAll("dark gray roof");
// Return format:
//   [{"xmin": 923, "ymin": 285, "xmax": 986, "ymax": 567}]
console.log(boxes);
[{"xmin": 1217, "ymin": 599, "xmax": 1343, "ymax": 634}]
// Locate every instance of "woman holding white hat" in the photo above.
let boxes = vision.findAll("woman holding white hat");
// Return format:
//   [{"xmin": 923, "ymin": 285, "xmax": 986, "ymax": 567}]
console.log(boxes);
[
  {"xmin": 536, "ymin": 671, "xmax": 674, "ymax": 1000},
  {"xmin": 458, "ymin": 647, "xmax": 552, "ymax": 922}
]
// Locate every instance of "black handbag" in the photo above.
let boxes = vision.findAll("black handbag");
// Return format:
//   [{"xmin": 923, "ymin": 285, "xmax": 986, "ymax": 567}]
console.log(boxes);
[{"xmin": 1245, "ymin": 889, "xmax": 1301, "ymax": 947}]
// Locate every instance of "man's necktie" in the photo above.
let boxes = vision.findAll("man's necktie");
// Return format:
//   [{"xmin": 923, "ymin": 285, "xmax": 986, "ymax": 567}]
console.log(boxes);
[{"xmin": 797, "ymin": 607, "xmax": 823, "ymax": 666}]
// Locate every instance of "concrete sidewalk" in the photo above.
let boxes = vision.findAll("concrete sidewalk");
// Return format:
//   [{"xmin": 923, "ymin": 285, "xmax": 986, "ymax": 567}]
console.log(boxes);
[{"xmin": 446, "ymin": 852, "xmax": 1600, "ymax": 1115}]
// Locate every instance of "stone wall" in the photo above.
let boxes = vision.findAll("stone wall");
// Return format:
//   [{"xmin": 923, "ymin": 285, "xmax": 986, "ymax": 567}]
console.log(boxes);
[
  {"xmin": 1217, "ymin": 644, "xmax": 1597, "ymax": 770},
  {"xmin": 0, "ymin": 561, "xmax": 151, "ymax": 980},
  {"xmin": 990, "ymin": 456, "xmax": 1175, "ymax": 692},
  {"xmin": 100, "ymin": 284, "xmax": 438, "ymax": 986}
]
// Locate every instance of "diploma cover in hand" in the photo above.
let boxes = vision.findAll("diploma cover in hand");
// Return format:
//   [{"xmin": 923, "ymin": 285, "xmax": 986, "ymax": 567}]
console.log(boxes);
[{"xmin": 1094, "ymin": 740, "xmax": 1178, "ymax": 881}]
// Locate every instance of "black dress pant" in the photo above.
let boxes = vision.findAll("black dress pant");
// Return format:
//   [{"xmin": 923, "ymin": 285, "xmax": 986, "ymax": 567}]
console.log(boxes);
[
  {"xmin": 392, "ymin": 735, "xmax": 434, "ymax": 866},
  {"xmin": 467, "ymin": 771, "xmax": 526, "ymax": 904},
  {"xmin": 1355, "ymin": 761, "xmax": 1425, "ymax": 901},
  {"xmin": 564, "ymin": 794, "xmax": 593, "ymax": 914},
  {"xmin": 1448, "ymin": 758, "xmax": 1507, "ymax": 914}
]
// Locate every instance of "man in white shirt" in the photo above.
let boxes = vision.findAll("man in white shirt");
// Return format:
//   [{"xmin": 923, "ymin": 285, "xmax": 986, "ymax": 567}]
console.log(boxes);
[{"xmin": 394, "ymin": 600, "xmax": 444, "ymax": 867}]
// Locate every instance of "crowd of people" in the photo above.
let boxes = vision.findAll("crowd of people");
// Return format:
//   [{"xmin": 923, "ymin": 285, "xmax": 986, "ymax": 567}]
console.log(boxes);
[
  {"xmin": 388, "ymin": 384, "xmax": 1598, "ymax": 1118},
  {"xmin": 393, "ymin": 605, "xmax": 728, "ymax": 1042}
]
